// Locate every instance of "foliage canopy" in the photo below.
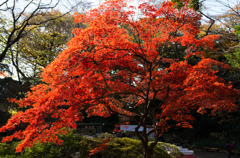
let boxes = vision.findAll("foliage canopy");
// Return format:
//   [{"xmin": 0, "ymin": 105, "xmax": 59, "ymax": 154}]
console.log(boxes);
[{"xmin": 0, "ymin": 0, "xmax": 239, "ymax": 157}]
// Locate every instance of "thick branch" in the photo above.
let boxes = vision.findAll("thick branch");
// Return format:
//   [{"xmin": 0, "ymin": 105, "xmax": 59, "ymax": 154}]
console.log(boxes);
[{"xmin": 198, "ymin": 10, "xmax": 215, "ymax": 35}]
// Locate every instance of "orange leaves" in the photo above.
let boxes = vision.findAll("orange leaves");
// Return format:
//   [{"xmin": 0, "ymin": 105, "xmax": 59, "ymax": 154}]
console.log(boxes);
[
  {"xmin": 1, "ymin": 0, "xmax": 240, "ymax": 153},
  {"xmin": 0, "ymin": 112, "xmax": 24, "ymax": 133},
  {"xmin": 153, "ymin": 58, "xmax": 239, "ymax": 132},
  {"xmin": 112, "ymin": 125, "xmax": 122, "ymax": 133},
  {"xmin": 0, "ymin": 71, "xmax": 8, "ymax": 77},
  {"xmin": 89, "ymin": 137, "xmax": 111, "ymax": 155}
]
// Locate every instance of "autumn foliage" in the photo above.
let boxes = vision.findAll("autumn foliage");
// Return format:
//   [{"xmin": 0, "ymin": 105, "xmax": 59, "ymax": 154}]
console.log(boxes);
[{"xmin": 0, "ymin": 0, "xmax": 239, "ymax": 156}]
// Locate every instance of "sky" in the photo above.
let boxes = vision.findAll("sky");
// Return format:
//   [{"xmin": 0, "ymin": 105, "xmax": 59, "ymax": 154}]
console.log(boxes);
[
  {"xmin": 203, "ymin": 0, "xmax": 239, "ymax": 15},
  {"xmin": 2, "ymin": 0, "xmax": 237, "ymax": 19},
  {"xmin": 90, "ymin": 0, "xmax": 238, "ymax": 16},
  {"xmin": 89, "ymin": 0, "xmax": 239, "ymax": 24}
]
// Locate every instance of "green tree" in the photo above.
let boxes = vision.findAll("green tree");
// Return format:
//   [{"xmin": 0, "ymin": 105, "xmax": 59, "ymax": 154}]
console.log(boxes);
[
  {"xmin": 225, "ymin": 25, "xmax": 240, "ymax": 69},
  {"xmin": 0, "ymin": 0, "xmax": 91, "ymax": 64},
  {"xmin": 12, "ymin": 10, "xmax": 80, "ymax": 83}
]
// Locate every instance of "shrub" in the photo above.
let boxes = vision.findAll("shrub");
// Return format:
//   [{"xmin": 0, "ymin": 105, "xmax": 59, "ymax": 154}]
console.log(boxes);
[
  {"xmin": 78, "ymin": 137, "xmax": 101, "ymax": 158},
  {"xmin": 20, "ymin": 131, "xmax": 82, "ymax": 158},
  {"xmin": 0, "ymin": 130, "xmax": 82, "ymax": 158},
  {"xmin": 90, "ymin": 137, "xmax": 181, "ymax": 158},
  {"xmin": 96, "ymin": 132, "xmax": 114, "ymax": 139},
  {"xmin": 0, "ymin": 132, "xmax": 182, "ymax": 158},
  {"xmin": 0, "ymin": 141, "xmax": 20, "ymax": 158}
]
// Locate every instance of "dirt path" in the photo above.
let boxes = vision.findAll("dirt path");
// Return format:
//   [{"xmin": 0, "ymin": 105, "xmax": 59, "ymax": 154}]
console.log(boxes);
[{"xmin": 193, "ymin": 149, "xmax": 239, "ymax": 158}]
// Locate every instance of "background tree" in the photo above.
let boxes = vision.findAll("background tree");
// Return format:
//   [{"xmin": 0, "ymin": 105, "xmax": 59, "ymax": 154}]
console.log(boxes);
[
  {"xmin": 11, "ymin": 10, "xmax": 80, "ymax": 84},
  {"xmin": 172, "ymin": 0, "xmax": 239, "ymax": 36},
  {"xmin": 0, "ymin": 0, "xmax": 239, "ymax": 158},
  {"xmin": 0, "ymin": 1, "xmax": 91, "ymax": 134},
  {"xmin": 169, "ymin": 0, "xmax": 240, "ymax": 148},
  {"xmin": 0, "ymin": 0, "xmax": 91, "ymax": 63},
  {"xmin": 0, "ymin": 0, "xmax": 92, "ymax": 109},
  {"xmin": 225, "ymin": 25, "xmax": 240, "ymax": 69}
]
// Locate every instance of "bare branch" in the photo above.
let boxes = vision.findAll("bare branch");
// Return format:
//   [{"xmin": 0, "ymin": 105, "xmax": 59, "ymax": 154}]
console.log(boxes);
[
  {"xmin": 0, "ymin": 0, "xmax": 92, "ymax": 63},
  {"xmin": 0, "ymin": 0, "xmax": 9, "ymax": 11},
  {"xmin": 0, "ymin": 0, "xmax": 8, "ymax": 7},
  {"xmin": 216, "ymin": 0, "xmax": 240, "ymax": 17},
  {"xmin": 198, "ymin": 10, "xmax": 215, "ymax": 35}
]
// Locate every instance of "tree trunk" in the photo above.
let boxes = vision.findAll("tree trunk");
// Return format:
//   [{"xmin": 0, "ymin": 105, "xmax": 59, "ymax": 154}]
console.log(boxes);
[{"xmin": 143, "ymin": 146, "xmax": 153, "ymax": 158}]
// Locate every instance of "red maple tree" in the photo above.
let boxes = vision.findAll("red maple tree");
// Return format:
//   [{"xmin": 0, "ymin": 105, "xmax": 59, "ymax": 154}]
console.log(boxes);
[{"xmin": 0, "ymin": 0, "xmax": 239, "ymax": 157}]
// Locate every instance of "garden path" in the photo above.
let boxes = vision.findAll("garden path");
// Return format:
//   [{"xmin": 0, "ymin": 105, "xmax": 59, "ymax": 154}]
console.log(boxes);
[{"xmin": 193, "ymin": 149, "xmax": 239, "ymax": 158}]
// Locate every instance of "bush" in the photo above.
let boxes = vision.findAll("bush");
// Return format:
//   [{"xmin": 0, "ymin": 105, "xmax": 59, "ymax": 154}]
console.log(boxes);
[
  {"xmin": 0, "ymin": 130, "xmax": 82, "ymax": 158},
  {"xmin": 0, "ymin": 141, "xmax": 20, "ymax": 158},
  {"xmin": 86, "ymin": 137, "xmax": 181, "ymax": 158},
  {"xmin": 99, "ymin": 137, "xmax": 144, "ymax": 158},
  {"xmin": 154, "ymin": 141, "xmax": 182, "ymax": 158},
  {"xmin": 96, "ymin": 132, "xmax": 114, "ymax": 139},
  {"xmin": 20, "ymin": 131, "xmax": 82, "ymax": 158},
  {"xmin": 78, "ymin": 137, "xmax": 101, "ymax": 158},
  {"xmin": 0, "ymin": 132, "xmax": 182, "ymax": 158}
]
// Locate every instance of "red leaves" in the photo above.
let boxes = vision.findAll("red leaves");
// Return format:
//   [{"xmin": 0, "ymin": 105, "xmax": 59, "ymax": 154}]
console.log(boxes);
[
  {"xmin": 160, "ymin": 59, "xmax": 239, "ymax": 119},
  {"xmin": 0, "ymin": 0, "xmax": 239, "ymax": 153},
  {"xmin": 89, "ymin": 137, "xmax": 111, "ymax": 155}
]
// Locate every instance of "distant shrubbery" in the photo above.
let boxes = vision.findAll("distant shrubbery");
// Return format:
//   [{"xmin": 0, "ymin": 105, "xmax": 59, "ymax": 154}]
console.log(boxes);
[
  {"xmin": 75, "ymin": 133, "xmax": 182, "ymax": 158},
  {"xmin": 0, "ymin": 130, "xmax": 82, "ymax": 158},
  {"xmin": 0, "ymin": 131, "xmax": 182, "ymax": 158}
]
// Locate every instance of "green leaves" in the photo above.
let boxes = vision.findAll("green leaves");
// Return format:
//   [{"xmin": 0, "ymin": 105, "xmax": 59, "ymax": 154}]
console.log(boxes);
[
  {"xmin": 15, "ymin": 11, "xmax": 77, "ymax": 83},
  {"xmin": 171, "ymin": 0, "xmax": 200, "ymax": 11},
  {"xmin": 225, "ymin": 25, "xmax": 240, "ymax": 69}
]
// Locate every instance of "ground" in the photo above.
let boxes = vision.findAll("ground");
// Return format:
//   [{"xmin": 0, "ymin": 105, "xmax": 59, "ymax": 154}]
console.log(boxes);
[{"xmin": 194, "ymin": 149, "xmax": 239, "ymax": 158}]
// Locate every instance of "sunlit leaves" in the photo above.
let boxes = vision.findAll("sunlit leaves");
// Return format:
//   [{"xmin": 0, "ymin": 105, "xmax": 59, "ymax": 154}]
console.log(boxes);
[{"xmin": 0, "ymin": 0, "xmax": 239, "ymax": 154}]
